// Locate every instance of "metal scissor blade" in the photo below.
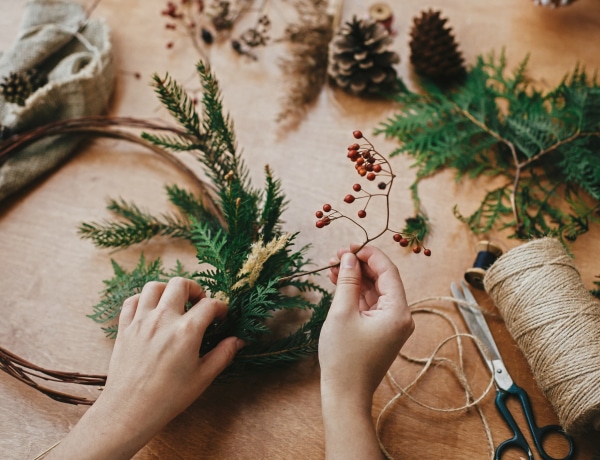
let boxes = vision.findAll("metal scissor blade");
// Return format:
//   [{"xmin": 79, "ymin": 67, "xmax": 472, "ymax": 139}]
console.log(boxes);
[
  {"xmin": 450, "ymin": 282, "xmax": 501, "ymax": 366},
  {"xmin": 451, "ymin": 282, "xmax": 515, "ymax": 391},
  {"xmin": 458, "ymin": 281, "xmax": 503, "ymax": 361}
]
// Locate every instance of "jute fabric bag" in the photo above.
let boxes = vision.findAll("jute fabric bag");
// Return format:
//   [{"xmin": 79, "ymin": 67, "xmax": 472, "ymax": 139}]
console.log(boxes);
[{"xmin": 0, "ymin": 0, "xmax": 115, "ymax": 202}]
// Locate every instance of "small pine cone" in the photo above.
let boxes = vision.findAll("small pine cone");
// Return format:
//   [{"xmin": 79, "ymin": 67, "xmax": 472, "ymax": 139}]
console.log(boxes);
[
  {"xmin": 328, "ymin": 16, "xmax": 400, "ymax": 95},
  {"xmin": 0, "ymin": 71, "xmax": 33, "ymax": 106},
  {"xmin": 24, "ymin": 67, "xmax": 48, "ymax": 92},
  {"xmin": 409, "ymin": 9, "xmax": 465, "ymax": 85}
]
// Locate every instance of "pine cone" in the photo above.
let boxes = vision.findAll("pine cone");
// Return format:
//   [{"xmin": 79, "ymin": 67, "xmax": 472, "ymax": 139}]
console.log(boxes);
[
  {"xmin": 0, "ymin": 68, "xmax": 47, "ymax": 106},
  {"xmin": 328, "ymin": 16, "xmax": 399, "ymax": 95},
  {"xmin": 0, "ymin": 71, "xmax": 33, "ymax": 106},
  {"xmin": 409, "ymin": 10, "xmax": 465, "ymax": 85}
]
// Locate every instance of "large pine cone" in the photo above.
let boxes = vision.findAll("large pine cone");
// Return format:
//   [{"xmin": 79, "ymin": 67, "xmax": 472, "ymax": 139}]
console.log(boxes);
[
  {"xmin": 328, "ymin": 16, "xmax": 399, "ymax": 95},
  {"xmin": 409, "ymin": 10, "xmax": 465, "ymax": 85}
]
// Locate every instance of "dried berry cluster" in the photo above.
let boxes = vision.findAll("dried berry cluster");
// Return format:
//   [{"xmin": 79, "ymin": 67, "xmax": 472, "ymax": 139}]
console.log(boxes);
[
  {"xmin": 315, "ymin": 131, "xmax": 431, "ymax": 256},
  {"xmin": 161, "ymin": 0, "xmax": 213, "ymax": 52},
  {"xmin": 160, "ymin": 0, "xmax": 271, "ymax": 59}
]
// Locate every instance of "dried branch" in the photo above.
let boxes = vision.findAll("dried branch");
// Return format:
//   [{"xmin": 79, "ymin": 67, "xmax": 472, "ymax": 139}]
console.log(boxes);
[
  {"xmin": 0, "ymin": 115, "xmax": 227, "ymax": 228},
  {"xmin": 0, "ymin": 345, "xmax": 106, "ymax": 405}
]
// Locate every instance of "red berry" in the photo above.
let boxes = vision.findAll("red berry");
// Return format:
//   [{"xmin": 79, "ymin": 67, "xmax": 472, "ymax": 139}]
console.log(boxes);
[
  {"xmin": 316, "ymin": 210, "xmax": 323, "ymax": 218},
  {"xmin": 393, "ymin": 233, "xmax": 402, "ymax": 242},
  {"xmin": 316, "ymin": 220, "xmax": 325, "ymax": 228},
  {"xmin": 353, "ymin": 183, "xmax": 361, "ymax": 192},
  {"xmin": 357, "ymin": 210, "xmax": 367, "ymax": 218},
  {"xmin": 367, "ymin": 156, "xmax": 376, "ymax": 164},
  {"xmin": 322, "ymin": 216, "xmax": 331, "ymax": 225},
  {"xmin": 358, "ymin": 167, "xmax": 367, "ymax": 176},
  {"xmin": 412, "ymin": 246, "xmax": 421, "ymax": 254},
  {"xmin": 367, "ymin": 172, "xmax": 376, "ymax": 181},
  {"xmin": 424, "ymin": 248, "xmax": 432, "ymax": 256},
  {"xmin": 378, "ymin": 182, "xmax": 387, "ymax": 190},
  {"xmin": 344, "ymin": 194, "xmax": 355, "ymax": 203},
  {"xmin": 356, "ymin": 157, "xmax": 365, "ymax": 166},
  {"xmin": 348, "ymin": 143, "xmax": 360, "ymax": 150},
  {"xmin": 353, "ymin": 130, "xmax": 363, "ymax": 139},
  {"xmin": 323, "ymin": 204, "xmax": 332, "ymax": 212},
  {"xmin": 365, "ymin": 164, "xmax": 374, "ymax": 172},
  {"xmin": 373, "ymin": 164, "xmax": 382, "ymax": 172},
  {"xmin": 399, "ymin": 238, "xmax": 409, "ymax": 247}
]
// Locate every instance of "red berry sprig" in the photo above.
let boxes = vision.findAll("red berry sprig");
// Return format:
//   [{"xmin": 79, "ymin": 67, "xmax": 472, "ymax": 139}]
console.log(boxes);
[{"xmin": 314, "ymin": 130, "xmax": 431, "ymax": 257}]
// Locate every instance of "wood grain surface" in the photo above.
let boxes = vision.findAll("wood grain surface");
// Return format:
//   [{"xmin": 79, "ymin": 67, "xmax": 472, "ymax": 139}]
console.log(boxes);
[{"xmin": 1, "ymin": 0, "xmax": 599, "ymax": 458}]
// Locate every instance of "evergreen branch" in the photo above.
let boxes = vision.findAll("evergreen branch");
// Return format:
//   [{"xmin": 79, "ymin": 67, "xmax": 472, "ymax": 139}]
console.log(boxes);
[
  {"xmin": 379, "ymin": 51, "xmax": 600, "ymax": 245},
  {"xmin": 190, "ymin": 218, "xmax": 229, "ymax": 272},
  {"xmin": 141, "ymin": 132, "xmax": 200, "ymax": 151},
  {"xmin": 77, "ymin": 62, "xmax": 332, "ymax": 379},
  {"xmin": 259, "ymin": 165, "xmax": 287, "ymax": 242},
  {"xmin": 151, "ymin": 73, "xmax": 201, "ymax": 137},
  {"xmin": 78, "ymin": 198, "xmax": 192, "ymax": 248},
  {"xmin": 88, "ymin": 256, "xmax": 168, "ymax": 326}
]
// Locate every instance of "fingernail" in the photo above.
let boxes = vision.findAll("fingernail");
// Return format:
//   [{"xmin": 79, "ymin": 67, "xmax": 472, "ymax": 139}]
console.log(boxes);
[
  {"xmin": 341, "ymin": 253, "xmax": 357, "ymax": 268},
  {"xmin": 235, "ymin": 338, "xmax": 246, "ymax": 351}
]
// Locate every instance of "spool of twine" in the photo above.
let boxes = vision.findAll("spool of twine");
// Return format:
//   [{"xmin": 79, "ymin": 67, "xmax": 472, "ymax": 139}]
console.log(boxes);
[{"xmin": 483, "ymin": 237, "xmax": 600, "ymax": 435}]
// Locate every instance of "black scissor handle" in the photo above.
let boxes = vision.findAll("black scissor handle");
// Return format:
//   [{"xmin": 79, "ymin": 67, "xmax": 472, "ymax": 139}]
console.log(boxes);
[{"xmin": 494, "ymin": 384, "xmax": 575, "ymax": 460}]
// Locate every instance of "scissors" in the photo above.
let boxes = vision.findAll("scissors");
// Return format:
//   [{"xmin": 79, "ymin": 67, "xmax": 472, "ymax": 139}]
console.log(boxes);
[{"xmin": 450, "ymin": 281, "xmax": 575, "ymax": 460}]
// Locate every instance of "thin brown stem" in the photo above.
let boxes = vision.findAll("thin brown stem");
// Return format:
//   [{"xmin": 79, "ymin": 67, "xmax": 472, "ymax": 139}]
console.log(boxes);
[
  {"xmin": 279, "ymin": 134, "xmax": 403, "ymax": 283},
  {"xmin": 458, "ymin": 107, "xmax": 523, "ymax": 230}
]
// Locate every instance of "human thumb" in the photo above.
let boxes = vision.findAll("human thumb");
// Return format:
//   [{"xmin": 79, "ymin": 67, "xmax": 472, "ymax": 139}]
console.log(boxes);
[
  {"xmin": 200, "ymin": 336, "xmax": 245, "ymax": 379},
  {"xmin": 331, "ymin": 252, "xmax": 362, "ymax": 314}
]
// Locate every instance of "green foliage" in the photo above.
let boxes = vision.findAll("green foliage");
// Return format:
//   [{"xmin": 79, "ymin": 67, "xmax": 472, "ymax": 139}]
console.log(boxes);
[
  {"xmin": 89, "ymin": 256, "xmax": 191, "ymax": 338},
  {"xmin": 377, "ymin": 51, "xmax": 600, "ymax": 244},
  {"xmin": 80, "ymin": 62, "xmax": 330, "ymax": 374}
]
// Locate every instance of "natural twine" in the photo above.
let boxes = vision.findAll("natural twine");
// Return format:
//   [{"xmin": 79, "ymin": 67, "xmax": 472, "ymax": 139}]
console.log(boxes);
[
  {"xmin": 376, "ymin": 296, "xmax": 498, "ymax": 460},
  {"xmin": 484, "ymin": 237, "xmax": 600, "ymax": 435}
]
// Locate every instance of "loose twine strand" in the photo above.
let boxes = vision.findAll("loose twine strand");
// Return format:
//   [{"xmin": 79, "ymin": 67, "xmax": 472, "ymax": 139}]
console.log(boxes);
[
  {"xmin": 484, "ymin": 237, "xmax": 600, "ymax": 435},
  {"xmin": 374, "ymin": 296, "xmax": 498, "ymax": 460},
  {"xmin": 376, "ymin": 238, "xmax": 600, "ymax": 458}
]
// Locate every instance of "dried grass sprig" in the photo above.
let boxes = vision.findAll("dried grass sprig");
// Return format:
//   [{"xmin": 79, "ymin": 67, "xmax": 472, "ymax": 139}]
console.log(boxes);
[{"xmin": 276, "ymin": 0, "xmax": 337, "ymax": 127}]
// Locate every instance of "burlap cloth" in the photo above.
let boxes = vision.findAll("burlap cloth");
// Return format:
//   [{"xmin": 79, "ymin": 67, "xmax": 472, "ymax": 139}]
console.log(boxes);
[{"xmin": 0, "ymin": 0, "xmax": 115, "ymax": 202}]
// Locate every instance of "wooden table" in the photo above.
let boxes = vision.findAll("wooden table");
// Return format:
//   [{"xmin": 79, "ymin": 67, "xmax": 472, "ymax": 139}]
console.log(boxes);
[{"xmin": 1, "ymin": 0, "xmax": 599, "ymax": 458}]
